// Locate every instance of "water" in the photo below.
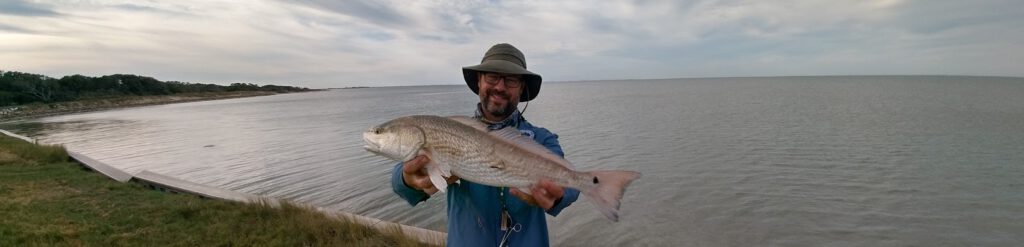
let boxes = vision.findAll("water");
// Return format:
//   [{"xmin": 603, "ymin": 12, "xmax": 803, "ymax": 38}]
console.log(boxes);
[{"xmin": 3, "ymin": 76, "xmax": 1024, "ymax": 246}]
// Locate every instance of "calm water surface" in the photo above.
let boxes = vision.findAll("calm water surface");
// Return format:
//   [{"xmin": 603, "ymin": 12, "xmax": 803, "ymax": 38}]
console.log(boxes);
[{"xmin": 4, "ymin": 76, "xmax": 1024, "ymax": 246}]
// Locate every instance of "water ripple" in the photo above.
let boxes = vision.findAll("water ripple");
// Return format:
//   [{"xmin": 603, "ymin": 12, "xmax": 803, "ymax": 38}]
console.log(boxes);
[{"xmin": 3, "ymin": 77, "xmax": 1024, "ymax": 246}]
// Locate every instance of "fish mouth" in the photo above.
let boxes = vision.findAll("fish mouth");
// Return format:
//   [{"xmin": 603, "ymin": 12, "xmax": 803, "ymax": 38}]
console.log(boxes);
[
  {"xmin": 363, "ymin": 142, "xmax": 387, "ymax": 157},
  {"xmin": 364, "ymin": 146, "xmax": 386, "ymax": 156},
  {"xmin": 361, "ymin": 132, "xmax": 379, "ymax": 151},
  {"xmin": 363, "ymin": 144, "xmax": 391, "ymax": 159}
]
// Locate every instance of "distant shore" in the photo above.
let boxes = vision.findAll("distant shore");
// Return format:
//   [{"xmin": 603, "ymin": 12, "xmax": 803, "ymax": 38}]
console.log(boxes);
[{"xmin": 0, "ymin": 91, "xmax": 289, "ymax": 121}]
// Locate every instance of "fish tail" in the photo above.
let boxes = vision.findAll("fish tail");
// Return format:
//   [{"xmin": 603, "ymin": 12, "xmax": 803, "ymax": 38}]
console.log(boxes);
[{"xmin": 581, "ymin": 170, "xmax": 641, "ymax": 222}]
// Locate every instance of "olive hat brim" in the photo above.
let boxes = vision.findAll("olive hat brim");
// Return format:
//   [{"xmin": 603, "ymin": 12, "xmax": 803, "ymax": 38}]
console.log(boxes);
[{"xmin": 462, "ymin": 59, "xmax": 542, "ymax": 102}]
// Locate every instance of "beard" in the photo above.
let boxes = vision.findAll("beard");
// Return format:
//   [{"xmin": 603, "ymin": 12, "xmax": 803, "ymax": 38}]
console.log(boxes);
[{"xmin": 481, "ymin": 88, "xmax": 518, "ymax": 119}]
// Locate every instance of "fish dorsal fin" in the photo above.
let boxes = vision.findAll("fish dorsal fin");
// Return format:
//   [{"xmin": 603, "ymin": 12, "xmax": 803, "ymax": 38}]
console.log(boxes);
[
  {"xmin": 446, "ymin": 116, "xmax": 488, "ymax": 132},
  {"xmin": 488, "ymin": 127, "xmax": 576, "ymax": 169}
]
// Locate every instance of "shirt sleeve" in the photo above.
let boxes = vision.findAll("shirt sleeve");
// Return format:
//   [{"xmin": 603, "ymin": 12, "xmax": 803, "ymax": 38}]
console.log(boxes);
[
  {"xmin": 536, "ymin": 129, "xmax": 581, "ymax": 216},
  {"xmin": 391, "ymin": 161, "xmax": 430, "ymax": 206}
]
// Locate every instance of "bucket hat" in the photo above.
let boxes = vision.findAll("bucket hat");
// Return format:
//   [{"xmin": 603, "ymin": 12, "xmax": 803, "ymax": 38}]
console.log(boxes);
[{"xmin": 462, "ymin": 43, "xmax": 542, "ymax": 102}]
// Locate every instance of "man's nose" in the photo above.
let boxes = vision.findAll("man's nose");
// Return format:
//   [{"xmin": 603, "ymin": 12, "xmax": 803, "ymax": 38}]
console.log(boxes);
[{"xmin": 492, "ymin": 80, "xmax": 508, "ymax": 91}]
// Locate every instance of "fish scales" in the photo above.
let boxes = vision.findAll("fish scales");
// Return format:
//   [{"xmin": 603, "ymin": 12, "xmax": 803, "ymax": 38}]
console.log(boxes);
[
  {"xmin": 419, "ymin": 116, "xmax": 558, "ymax": 187},
  {"xmin": 363, "ymin": 115, "xmax": 642, "ymax": 221}
]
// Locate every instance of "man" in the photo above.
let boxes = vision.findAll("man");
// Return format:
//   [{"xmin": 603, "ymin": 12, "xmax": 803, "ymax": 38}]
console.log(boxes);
[{"xmin": 390, "ymin": 43, "xmax": 580, "ymax": 247}]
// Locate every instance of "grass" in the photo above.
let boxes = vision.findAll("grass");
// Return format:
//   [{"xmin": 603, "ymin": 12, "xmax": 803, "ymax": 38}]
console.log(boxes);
[{"xmin": 0, "ymin": 134, "xmax": 437, "ymax": 246}]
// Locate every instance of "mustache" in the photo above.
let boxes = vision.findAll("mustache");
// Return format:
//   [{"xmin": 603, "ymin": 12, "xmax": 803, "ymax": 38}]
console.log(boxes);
[{"xmin": 483, "ymin": 89, "xmax": 510, "ymax": 99}]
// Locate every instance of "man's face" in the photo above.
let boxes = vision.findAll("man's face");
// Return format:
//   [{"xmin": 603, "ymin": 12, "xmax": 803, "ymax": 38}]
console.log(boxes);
[{"xmin": 478, "ymin": 72, "xmax": 523, "ymax": 120}]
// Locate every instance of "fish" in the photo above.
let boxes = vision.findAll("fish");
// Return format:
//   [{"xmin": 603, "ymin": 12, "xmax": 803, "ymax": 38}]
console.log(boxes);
[{"xmin": 363, "ymin": 115, "xmax": 641, "ymax": 221}]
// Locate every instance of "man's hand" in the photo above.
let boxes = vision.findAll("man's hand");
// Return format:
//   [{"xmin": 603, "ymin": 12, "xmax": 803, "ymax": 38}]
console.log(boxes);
[
  {"xmin": 510, "ymin": 179, "xmax": 565, "ymax": 210},
  {"xmin": 402, "ymin": 155, "xmax": 458, "ymax": 195}
]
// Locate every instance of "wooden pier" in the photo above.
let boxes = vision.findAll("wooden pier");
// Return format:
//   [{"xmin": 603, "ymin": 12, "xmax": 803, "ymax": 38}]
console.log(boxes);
[{"xmin": 68, "ymin": 150, "xmax": 133, "ymax": 182}]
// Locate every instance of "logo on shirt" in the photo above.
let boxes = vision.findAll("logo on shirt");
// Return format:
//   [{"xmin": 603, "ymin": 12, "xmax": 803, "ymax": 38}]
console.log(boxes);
[{"xmin": 519, "ymin": 129, "xmax": 535, "ymax": 139}]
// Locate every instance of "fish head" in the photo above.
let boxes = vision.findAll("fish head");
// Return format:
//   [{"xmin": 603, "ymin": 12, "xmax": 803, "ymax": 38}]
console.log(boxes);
[{"xmin": 362, "ymin": 121, "xmax": 425, "ymax": 162}]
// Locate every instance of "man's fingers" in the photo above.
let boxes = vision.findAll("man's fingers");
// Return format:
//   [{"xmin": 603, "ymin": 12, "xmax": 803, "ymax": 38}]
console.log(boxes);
[
  {"xmin": 509, "ymin": 189, "xmax": 530, "ymax": 203},
  {"xmin": 402, "ymin": 156, "xmax": 429, "ymax": 174},
  {"xmin": 537, "ymin": 180, "xmax": 564, "ymax": 199},
  {"xmin": 445, "ymin": 175, "xmax": 460, "ymax": 184},
  {"xmin": 414, "ymin": 177, "xmax": 432, "ymax": 190},
  {"xmin": 513, "ymin": 180, "xmax": 564, "ymax": 210},
  {"xmin": 423, "ymin": 186, "xmax": 438, "ymax": 195},
  {"xmin": 531, "ymin": 186, "xmax": 555, "ymax": 209},
  {"xmin": 510, "ymin": 188, "xmax": 538, "ymax": 207},
  {"xmin": 401, "ymin": 155, "xmax": 456, "ymax": 195}
]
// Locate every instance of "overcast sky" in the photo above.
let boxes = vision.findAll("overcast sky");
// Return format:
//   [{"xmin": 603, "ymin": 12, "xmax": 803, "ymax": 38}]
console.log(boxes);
[{"xmin": 1, "ymin": 0, "xmax": 1022, "ymax": 88}]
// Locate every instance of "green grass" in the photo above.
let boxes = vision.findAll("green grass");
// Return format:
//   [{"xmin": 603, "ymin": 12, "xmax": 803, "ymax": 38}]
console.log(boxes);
[
  {"xmin": 0, "ymin": 135, "xmax": 66, "ymax": 166},
  {"xmin": 0, "ymin": 135, "xmax": 437, "ymax": 246}
]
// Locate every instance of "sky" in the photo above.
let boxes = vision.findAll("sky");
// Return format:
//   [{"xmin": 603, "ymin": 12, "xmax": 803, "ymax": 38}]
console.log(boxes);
[{"xmin": 1, "ymin": 0, "xmax": 1022, "ymax": 88}]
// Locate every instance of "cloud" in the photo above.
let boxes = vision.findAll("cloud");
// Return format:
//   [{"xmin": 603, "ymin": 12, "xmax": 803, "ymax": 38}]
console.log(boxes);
[
  {"xmin": 0, "ymin": 0, "xmax": 60, "ymax": 16},
  {"xmin": 0, "ymin": 23, "xmax": 32, "ymax": 33},
  {"xmin": 288, "ymin": 0, "xmax": 412, "ymax": 28},
  {"xmin": 0, "ymin": 0, "xmax": 1021, "ymax": 88}
]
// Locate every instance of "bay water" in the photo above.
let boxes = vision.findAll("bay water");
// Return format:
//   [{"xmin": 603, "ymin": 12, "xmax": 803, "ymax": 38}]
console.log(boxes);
[{"xmin": 3, "ymin": 76, "xmax": 1023, "ymax": 246}]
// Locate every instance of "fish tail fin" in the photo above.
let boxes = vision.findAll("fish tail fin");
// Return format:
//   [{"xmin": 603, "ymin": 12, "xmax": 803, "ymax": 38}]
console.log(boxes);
[{"xmin": 581, "ymin": 170, "xmax": 642, "ymax": 222}]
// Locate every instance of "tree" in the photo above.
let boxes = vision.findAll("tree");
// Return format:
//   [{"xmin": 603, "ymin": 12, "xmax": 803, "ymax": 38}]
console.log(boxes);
[
  {"xmin": 0, "ymin": 90, "xmax": 17, "ymax": 106},
  {"xmin": 0, "ymin": 70, "xmax": 313, "ymax": 105},
  {"xmin": 14, "ymin": 78, "xmax": 59, "ymax": 103}
]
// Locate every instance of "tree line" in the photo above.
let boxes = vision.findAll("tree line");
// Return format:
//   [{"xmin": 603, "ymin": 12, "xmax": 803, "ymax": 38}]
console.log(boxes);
[{"xmin": 0, "ymin": 70, "xmax": 313, "ymax": 106}]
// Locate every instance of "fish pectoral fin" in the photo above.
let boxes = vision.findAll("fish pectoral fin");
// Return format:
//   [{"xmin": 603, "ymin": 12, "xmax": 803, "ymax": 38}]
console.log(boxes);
[
  {"xmin": 425, "ymin": 151, "xmax": 452, "ymax": 178},
  {"xmin": 427, "ymin": 162, "xmax": 449, "ymax": 193}
]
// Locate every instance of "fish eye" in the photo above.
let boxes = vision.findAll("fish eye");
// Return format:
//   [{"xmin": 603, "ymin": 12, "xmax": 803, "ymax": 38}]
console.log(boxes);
[
  {"xmin": 373, "ymin": 128, "xmax": 382, "ymax": 134},
  {"xmin": 593, "ymin": 177, "xmax": 599, "ymax": 184}
]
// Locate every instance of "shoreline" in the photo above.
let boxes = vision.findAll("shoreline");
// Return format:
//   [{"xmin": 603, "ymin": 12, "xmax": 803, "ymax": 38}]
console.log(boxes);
[
  {"xmin": 0, "ymin": 130, "xmax": 442, "ymax": 246},
  {"xmin": 0, "ymin": 91, "xmax": 287, "ymax": 122}
]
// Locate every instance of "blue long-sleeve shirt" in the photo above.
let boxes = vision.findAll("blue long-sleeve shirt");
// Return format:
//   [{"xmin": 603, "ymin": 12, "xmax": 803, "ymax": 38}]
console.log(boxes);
[{"xmin": 391, "ymin": 111, "xmax": 580, "ymax": 247}]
